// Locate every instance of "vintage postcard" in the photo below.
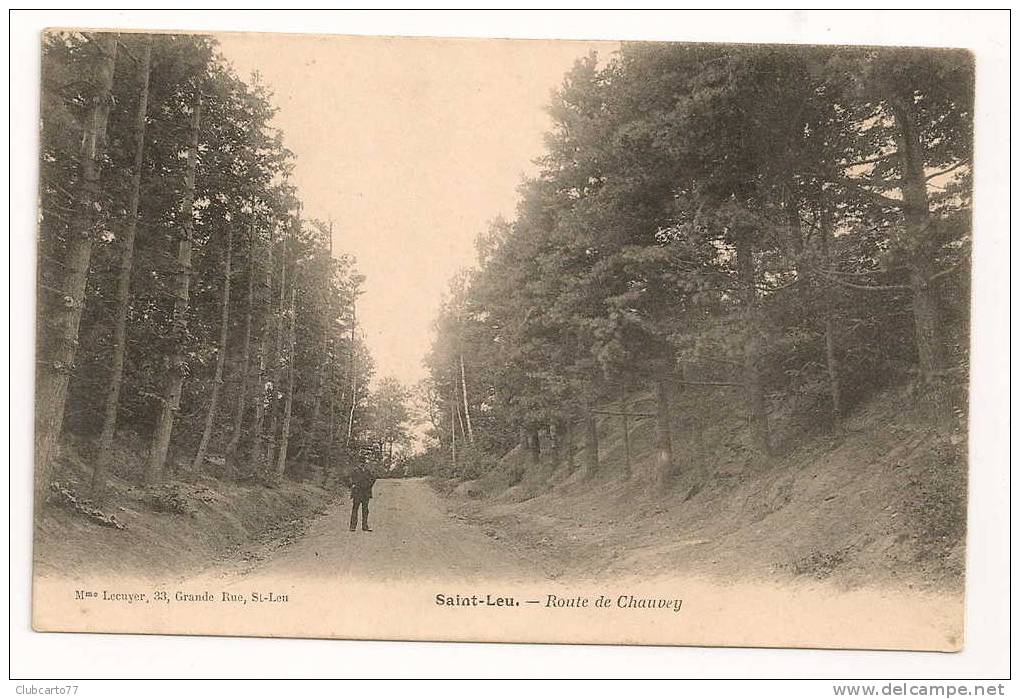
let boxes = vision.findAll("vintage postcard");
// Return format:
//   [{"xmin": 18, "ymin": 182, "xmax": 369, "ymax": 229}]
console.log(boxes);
[{"xmin": 32, "ymin": 28, "xmax": 972, "ymax": 650}]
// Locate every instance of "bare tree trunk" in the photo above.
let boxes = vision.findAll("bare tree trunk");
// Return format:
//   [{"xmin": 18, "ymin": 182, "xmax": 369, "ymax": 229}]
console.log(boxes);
[
  {"xmin": 459, "ymin": 354, "xmax": 474, "ymax": 443},
  {"xmin": 889, "ymin": 97, "xmax": 952, "ymax": 423},
  {"xmin": 264, "ymin": 235, "xmax": 288, "ymax": 467},
  {"xmin": 324, "ymin": 339, "xmax": 336, "ymax": 482},
  {"xmin": 454, "ymin": 400, "xmax": 463, "ymax": 450},
  {"xmin": 225, "ymin": 216, "xmax": 257, "ymax": 465},
  {"xmin": 549, "ymin": 420, "xmax": 561, "ymax": 467},
  {"xmin": 620, "ymin": 388, "xmax": 631, "ymax": 477},
  {"xmin": 36, "ymin": 34, "xmax": 118, "ymax": 505},
  {"xmin": 564, "ymin": 419, "xmax": 576, "ymax": 472},
  {"xmin": 297, "ymin": 225, "xmax": 332, "ymax": 463},
  {"xmin": 317, "ymin": 228, "xmax": 337, "ymax": 483},
  {"xmin": 145, "ymin": 91, "xmax": 201, "ymax": 483},
  {"xmin": 450, "ymin": 399, "xmax": 458, "ymax": 470},
  {"xmin": 191, "ymin": 222, "xmax": 234, "ymax": 472},
  {"xmin": 453, "ymin": 362, "xmax": 466, "ymax": 441},
  {"xmin": 295, "ymin": 319, "xmax": 326, "ymax": 463},
  {"xmin": 327, "ymin": 358, "xmax": 336, "ymax": 446},
  {"xmin": 735, "ymin": 229, "xmax": 772, "ymax": 455},
  {"xmin": 819, "ymin": 209, "xmax": 843, "ymax": 430},
  {"xmin": 584, "ymin": 410, "xmax": 599, "ymax": 475},
  {"xmin": 346, "ymin": 368, "xmax": 358, "ymax": 448},
  {"xmin": 248, "ymin": 231, "xmax": 274, "ymax": 473},
  {"xmin": 145, "ymin": 92, "xmax": 200, "ymax": 481},
  {"xmin": 456, "ymin": 391, "xmax": 467, "ymax": 439},
  {"xmin": 92, "ymin": 36, "xmax": 148, "ymax": 496},
  {"xmin": 909, "ymin": 263, "xmax": 950, "ymax": 419},
  {"xmin": 786, "ymin": 188, "xmax": 842, "ymax": 433},
  {"xmin": 276, "ymin": 281, "xmax": 298, "ymax": 475},
  {"xmin": 655, "ymin": 378, "xmax": 677, "ymax": 488},
  {"xmin": 528, "ymin": 428, "xmax": 540, "ymax": 465},
  {"xmin": 346, "ymin": 303, "xmax": 358, "ymax": 447}
]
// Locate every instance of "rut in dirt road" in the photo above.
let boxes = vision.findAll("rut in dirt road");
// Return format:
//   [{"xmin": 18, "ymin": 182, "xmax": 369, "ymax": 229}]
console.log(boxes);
[{"xmin": 236, "ymin": 478, "xmax": 547, "ymax": 583}]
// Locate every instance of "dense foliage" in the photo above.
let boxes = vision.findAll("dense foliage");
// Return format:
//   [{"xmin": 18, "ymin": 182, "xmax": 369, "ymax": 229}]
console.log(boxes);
[
  {"xmin": 36, "ymin": 32, "xmax": 408, "ymax": 502},
  {"xmin": 420, "ymin": 43, "xmax": 972, "ymax": 485}
]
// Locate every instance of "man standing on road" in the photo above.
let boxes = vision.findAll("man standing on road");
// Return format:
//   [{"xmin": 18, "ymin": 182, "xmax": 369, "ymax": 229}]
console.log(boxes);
[{"xmin": 348, "ymin": 463, "xmax": 377, "ymax": 532}]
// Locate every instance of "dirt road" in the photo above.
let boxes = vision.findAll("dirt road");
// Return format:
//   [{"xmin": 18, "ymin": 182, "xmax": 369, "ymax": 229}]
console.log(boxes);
[
  {"xmin": 229, "ymin": 477, "xmax": 545, "ymax": 584},
  {"xmin": 32, "ymin": 477, "xmax": 961, "ymax": 650}
]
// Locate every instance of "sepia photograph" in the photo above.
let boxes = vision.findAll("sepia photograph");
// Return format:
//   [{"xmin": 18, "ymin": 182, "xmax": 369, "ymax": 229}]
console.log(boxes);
[{"xmin": 24, "ymin": 15, "xmax": 992, "ymax": 661}]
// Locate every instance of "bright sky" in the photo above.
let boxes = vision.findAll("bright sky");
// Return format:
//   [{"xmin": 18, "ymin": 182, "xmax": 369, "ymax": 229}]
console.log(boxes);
[{"xmin": 216, "ymin": 33, "xmax": 614, "ymax": 388}]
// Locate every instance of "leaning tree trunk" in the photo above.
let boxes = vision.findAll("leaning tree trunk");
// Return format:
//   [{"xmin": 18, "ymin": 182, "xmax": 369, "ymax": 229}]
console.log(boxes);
[
  {"xmin": 92, "ymin": 36, "xmax": 149, "ymax": 496},
  {"xmin": 276, "ymin": 281, "xmax": 298, "ymax": 475},
  {"xmin": 889, "ymin": 97, "xmax": 952, "ymax": 423},
  {"xmin": 654, "ymin": 377, "xmax": 677, "ymax": 489},
  {"xmin": 35, "ymin": 34, "xmax": 118, "ymax": 506},
  {"xmin": 225, "ymin": 216, "xmax": 258, "ymax": 465},
  {"xmin": 735, "ymin": 228, "xmax": 772, "ymax": 456},
  {"xmin": 191, "ymin": 223, "xmax": 234, "ymax": 472},
  {"xmin": 145, "ymin": 91, "xmax": 202, "ymax": 483}
]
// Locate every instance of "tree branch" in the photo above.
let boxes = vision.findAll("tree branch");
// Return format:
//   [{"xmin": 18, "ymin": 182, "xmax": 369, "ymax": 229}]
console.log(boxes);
[
  {"xmin": 925, "ymin": 160, "xmax": 970, "ymax": 181},
  {"xmin": 930, "ymin": 259, "xmax": 967, "ymax": 282},
  {"xmin": 841, "ymin": 152, "xmax": 898, "ymax": 168},
  {"xmin": 116, "ymin": 39, "xmax": 139, "ymax": 64},
  {"xmin": 816, "ymin": 270, "xmax": 910, "ymax": 292},
  {"xmin": 838, "ymin": 177, "xmax": 904, "ymax": 209},
  {"xmin": 814, "ymin": 265, "xmax": 901, "ymax": 277}
]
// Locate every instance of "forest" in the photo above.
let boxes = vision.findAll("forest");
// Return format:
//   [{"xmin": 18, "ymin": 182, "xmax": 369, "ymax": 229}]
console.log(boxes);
[
  {"xmin": 34, "ymin": 31, "xmax": 411, "ymax": 518},
  {"xmin": 34, "ymin": 33, "xmax": 972, "ymax": 588},
  {"xmin": 413, "ymin": 42, "xmax": 972, "ymax": 493},
  {"xmin": 23, "ymin": 23, "xmax": 990, "ymax": 664}
]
